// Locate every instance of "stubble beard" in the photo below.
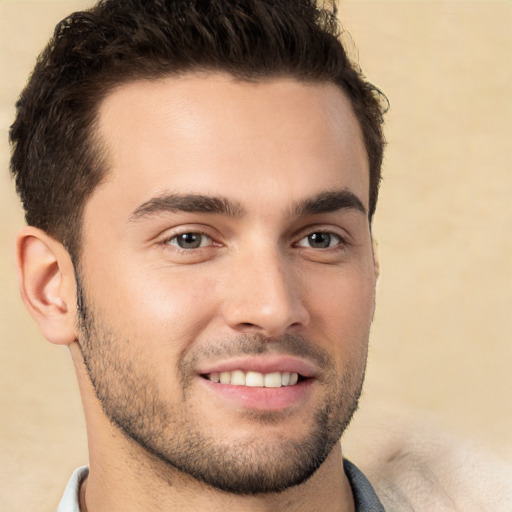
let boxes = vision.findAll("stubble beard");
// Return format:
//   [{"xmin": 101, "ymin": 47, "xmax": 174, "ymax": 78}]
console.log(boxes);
[{"xmin": 76, "ymin": 279, "xmax": 368, "ymax": 495}]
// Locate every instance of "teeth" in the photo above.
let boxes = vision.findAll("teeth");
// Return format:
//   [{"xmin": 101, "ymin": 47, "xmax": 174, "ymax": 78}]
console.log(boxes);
[
  {"xmin": 231, "ymin": 370, "xmax": 246, "ymax": 386},
  {"xmin": 264, "ymin": 372, "xmax": 282, "ymax": 388},
  {"xmin": 246, "ymin": 371, "xmax": 264, "ymax": 387},
  {"xmin": 206, "ymin": 370, "xmax": 300, "ymax": 387}
]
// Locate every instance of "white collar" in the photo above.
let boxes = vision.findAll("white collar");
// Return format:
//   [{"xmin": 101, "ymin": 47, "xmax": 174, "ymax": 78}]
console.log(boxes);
[{"xmin": 57, "ymin": 466, "xmax": 88, "ymax": 512}]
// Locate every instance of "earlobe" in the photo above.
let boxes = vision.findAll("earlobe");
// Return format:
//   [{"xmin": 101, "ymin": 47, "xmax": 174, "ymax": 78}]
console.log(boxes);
[{"xmin": 15, "ymin": 226, "xmax": 78, "ymax": 345}]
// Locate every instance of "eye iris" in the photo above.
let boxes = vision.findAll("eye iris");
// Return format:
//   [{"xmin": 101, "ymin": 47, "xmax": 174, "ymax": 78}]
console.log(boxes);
[
  {"xmin": 177, "ymin": 233, "xmax": 202, "ymax": 249},
  {"xmin": 308, "ymin": 232, "xmax": 331, "ymax": 248}
]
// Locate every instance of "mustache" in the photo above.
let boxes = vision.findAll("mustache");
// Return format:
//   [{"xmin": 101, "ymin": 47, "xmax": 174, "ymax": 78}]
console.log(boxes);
[{"xmin": 179, "ymin": 333, "xmax": 331, "ymax": 373}]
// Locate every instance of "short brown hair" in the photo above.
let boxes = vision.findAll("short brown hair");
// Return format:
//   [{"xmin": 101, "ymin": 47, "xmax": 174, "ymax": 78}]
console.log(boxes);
[{"xmin": 10, "ymin": 0, "xmax": 386, "ymax": 258}]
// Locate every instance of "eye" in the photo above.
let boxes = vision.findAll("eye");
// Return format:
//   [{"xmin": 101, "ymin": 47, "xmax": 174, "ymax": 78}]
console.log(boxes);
[
  {"xmin": 296, "ymin": 232, "xmax": 342, "ymax": 249},
  {"xmin": 166, "ymin": 232, "xmax": 213, "ymax": 249}
]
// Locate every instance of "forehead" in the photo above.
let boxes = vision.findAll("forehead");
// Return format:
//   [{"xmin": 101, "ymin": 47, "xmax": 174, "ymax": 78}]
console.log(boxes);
[{"xmin": 90, "ymin": 73, "xmax": 369, "ymax": 218}]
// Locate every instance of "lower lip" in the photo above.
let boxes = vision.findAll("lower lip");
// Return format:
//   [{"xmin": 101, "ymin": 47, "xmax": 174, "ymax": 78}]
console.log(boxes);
[{"xmin": 198, "ymin": 377, "xmax": 313, "ymax": 411}]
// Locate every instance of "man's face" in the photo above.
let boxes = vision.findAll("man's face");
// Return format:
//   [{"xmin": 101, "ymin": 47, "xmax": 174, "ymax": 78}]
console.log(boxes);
[{"xmin": 77, "ymin": 73, "xmax": 376, "ymax": 493}]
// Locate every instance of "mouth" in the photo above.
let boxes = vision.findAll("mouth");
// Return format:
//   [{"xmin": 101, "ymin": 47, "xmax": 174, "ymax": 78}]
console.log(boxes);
[
  {"xmin": 201, "ymin": 370, "xmax": 305, "ymax": 388},
  {"xmin": 196, "ymin": 356, "xmax": 316, "ymax": 411}
]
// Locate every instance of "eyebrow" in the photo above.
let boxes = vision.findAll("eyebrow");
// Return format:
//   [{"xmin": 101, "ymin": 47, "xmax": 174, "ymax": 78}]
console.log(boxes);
[
  {"xmin": 130, "ymin": 193, "xmax": 246, "ymax": 221},
  {"xmin": 129, "ymin": 188, "xmax": 366, "ymax": 222},
  {"xmin": 292, "ymin": 189, "xmax": 367, "ymax": 217}
]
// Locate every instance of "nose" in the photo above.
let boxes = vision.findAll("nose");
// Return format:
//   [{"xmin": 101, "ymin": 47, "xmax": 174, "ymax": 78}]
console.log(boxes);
[{"xmin": 221, "ymin": 245, "xmax": 310, "ymax": 337}]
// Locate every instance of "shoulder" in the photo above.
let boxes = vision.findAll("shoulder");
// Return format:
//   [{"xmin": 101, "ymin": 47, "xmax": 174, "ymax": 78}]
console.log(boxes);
[
  {"xmin": 344, "ymin": 410, "xmax": 512, "ymax": 512},
  {"xmin": 372, "ymin": 435, "xmax": 512, "ymax": 511}
]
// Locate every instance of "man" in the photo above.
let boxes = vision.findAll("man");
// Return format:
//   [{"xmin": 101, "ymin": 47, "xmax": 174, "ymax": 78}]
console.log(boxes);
[{"xmin": 10, "ymin": 1, "xmax": 386, "ymax": 510}]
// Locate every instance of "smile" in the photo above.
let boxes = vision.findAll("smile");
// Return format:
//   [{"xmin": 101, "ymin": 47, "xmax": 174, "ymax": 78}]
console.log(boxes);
[{"xmin": 204, "ymin": 370, "xmax": 300, "ymax": 387}]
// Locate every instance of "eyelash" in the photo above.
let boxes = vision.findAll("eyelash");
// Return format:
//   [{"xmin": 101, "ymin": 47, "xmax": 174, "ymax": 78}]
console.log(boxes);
[
  {"xmin": 294, "ymin": 230, "xmax": 347, "ymax": 250},
  {"xmin": 160, "ymin": 229, "xmax": 347, "ymax": 253},
  {"xmin": 161, "ymin": 230, "xmax": 216, "ymax": 251}
]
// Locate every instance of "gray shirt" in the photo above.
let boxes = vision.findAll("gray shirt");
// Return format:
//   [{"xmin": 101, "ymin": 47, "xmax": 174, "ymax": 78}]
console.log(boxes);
[{"xmin": 344, "ymin": 459, "xmax": 386, "ymax": 511}]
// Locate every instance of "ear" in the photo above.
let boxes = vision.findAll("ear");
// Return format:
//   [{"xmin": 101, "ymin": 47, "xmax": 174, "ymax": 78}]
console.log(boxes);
[
  {"xmin": 15, "ymin": 226, "xmax": 78, "ymax": 345},
  {"xmin": 372, "ymin": 237, "xmax": 381, "ymax": 280}
]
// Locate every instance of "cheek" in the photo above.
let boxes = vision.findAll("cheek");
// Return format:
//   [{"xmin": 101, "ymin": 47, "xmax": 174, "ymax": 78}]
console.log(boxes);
[
  {"xmin": 306, "ymin": 264, "xmax": 375, "ymax": 348},
  {"xmin": 84, "ymin": 260, "xmax": 222, "ymax": 358}
]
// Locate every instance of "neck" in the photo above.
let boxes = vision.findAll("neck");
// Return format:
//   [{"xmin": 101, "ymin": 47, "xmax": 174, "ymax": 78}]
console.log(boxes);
[{"xmin": 81, "ymin": 441, "xmax": 354, "ymax": 512}]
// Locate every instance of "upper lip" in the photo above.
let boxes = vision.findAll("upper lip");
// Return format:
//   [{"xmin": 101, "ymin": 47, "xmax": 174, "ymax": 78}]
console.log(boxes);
[{"xmin": 197, "ymin": 355, "xmax": 319, "ymax": 378}]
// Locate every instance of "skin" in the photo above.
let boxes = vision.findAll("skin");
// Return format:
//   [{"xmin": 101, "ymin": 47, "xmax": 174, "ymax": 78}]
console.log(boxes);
[{"xmin": 16, "ymin": 73, "xmax": 377, "ymax": 511}]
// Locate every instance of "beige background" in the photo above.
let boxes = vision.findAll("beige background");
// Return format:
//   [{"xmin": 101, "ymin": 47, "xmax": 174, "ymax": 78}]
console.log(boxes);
[{"xmin": 1, "ymin": 1, "xmax": 511, "ymax": 510}]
